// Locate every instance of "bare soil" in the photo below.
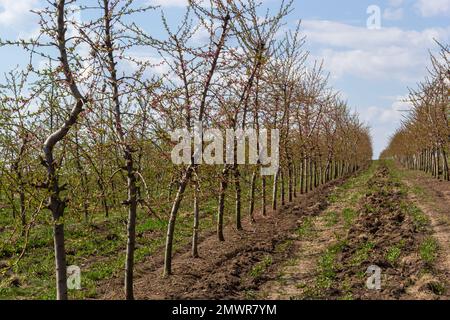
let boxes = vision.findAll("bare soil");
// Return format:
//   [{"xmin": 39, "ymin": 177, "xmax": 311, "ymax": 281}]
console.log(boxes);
[
  {"xmin": 98, "ymin": 177, "xmax": 345, "ymax": 299},
  {"xmin": 331, "ymin": 166, "xmax": 447, "ymax": 299},
  {"xmin": 400, "ymin": 167, "xmax": 450, "ymax": 292}
]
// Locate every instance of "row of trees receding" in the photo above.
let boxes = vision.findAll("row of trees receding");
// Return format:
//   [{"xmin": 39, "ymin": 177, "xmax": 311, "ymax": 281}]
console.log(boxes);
[
  {"xmin": 0, "ymin": 0, "xmax": 372, "ymax": 300},
  {"xmin": 381, "ymin": 43, "xmax": 449, "ymax": 181}
]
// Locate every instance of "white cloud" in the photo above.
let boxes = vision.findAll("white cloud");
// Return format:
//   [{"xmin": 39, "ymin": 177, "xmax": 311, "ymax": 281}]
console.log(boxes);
[
  {"xmin": 380, "ymin": 98, "xmax": 412, "ymax": 123},
  {"xmin": 125, "ymin": 52, "xmax": 171, "ymax": 77},
  {"xmin": 383, "ymin": 7, "xmax": 404, "ymax": 20},
  {"xmin": 315, "ymin": 48, "xmax": 418, "ymax": 81},
  {"xmin": 0, "ymin": 0, "xmax": 37, "ymax": 27},
  {"xmin": 356, "ymin": 96, "xmax": 412, "ymax": 157},
  {"xmin": 302, "ymin": 20, "xmax": 450, "ymax": 81},
  {"xmin": 359, "ymin": 97, "xmax": 411, "ymax": 125},
  {"xmin": 415, "ymin": 0, "xmax": 450, "ymax": 17},
  {"xmin": 303, "ymin": 20, "xmax": 448, "ymax": 49},
  {"xmin": 191, "ymin": 24, "xmax": 210, "ymax": 44}
]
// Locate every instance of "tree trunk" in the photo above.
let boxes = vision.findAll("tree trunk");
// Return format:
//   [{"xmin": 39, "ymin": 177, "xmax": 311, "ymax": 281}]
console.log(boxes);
[
  {"xmin": 442, "ymin": 149, "xmax": 449, "ymax": 181},
  {"xmin": 19, "ymin": 186, "xmax": 26, "ymax": 235},
  {"xmin": 192, "ymin": 181, "xmax": 199, "ymax": 258},
  {"xmin": 261, "ymin": 175, "xmax": 266, "ymax": 216},
  {"xmin": 97, "ymin": 179, "xmax": 109, "ymax": 218},
  {"xmin": 124, "ymin": 150, "xmax": 138, "ymax": 300},
  {"xmin": 280, "ymin": 168, "xmax": 285, "ymax": 206},
  {"xmin": 47, "ymin": 0, "xmax": 87, "ymax": 300},
  {"xmin": 249, "ymin": 167, "xmax": 257, "ymax": 222},
  {"xmin": 53, "ymin": 222, "xmax": 67, "ymax": 300},
  {"xmin": 272, "ymin": 168, "xmax": 279, "ymax": 210},
  {"xmin": 217, "ymin": 166, "xmax": 229, "ymax": 241},
  {"xmin": 164, "ymin": 168, "xmax": 192, "ymax": 276},
  {"xmin": 292, "ymin": 163, "xmax": 297, "ymax": 198},
  {"xmin": 288, "ymin": 162, "xmax": 293, "ymax": 202},
  {"xmin": 45, "ymin": 149, "xmax": 68, "ymax": 301},
  {"xmin": 334, "ymin": 159, "xmax": 338, "ymax": 179},
  {"xmin": 301, "ymin": 157, "xmax": 306, "ymax": 194},
  {"xmin": 74, "ymin": 135, "xmax": 89, "ymax": 221},
  {"xmin": 233, "ymin": 165, "xmax": 242, "ymax": 230}
]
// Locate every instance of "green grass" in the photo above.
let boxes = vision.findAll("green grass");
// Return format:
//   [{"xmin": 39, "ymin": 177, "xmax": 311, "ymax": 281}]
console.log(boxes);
[
  {"xmin": 385, "ymin": 245, "xmax": 402, "ymax": 265},
  {"xmin": 249, "ymin": 255, "xmax": 273, "ymax": 278},
  {"xmin": 275, "ymin": 239, "xmax": 293, "ymax": 254},
  {"xmin": 328, "ymin": 193, "xmax": 339, "ymax": 204},
  {"xmin": 326, "ymin": 162, "xmax": 377, "ymax": 206},
  {"xmin": 350, "ymin": 241, "xmax": 375, "ymax": 267},
  {"xmin": 315, "ymin": 240, "xmax": 347, "ymax": 290},
  {"xmin": 296, "ymin": 217, "xmax": 315, "ymax": 238},
  {"xmin": 0, "ymin": 205, "xmax": 215, "ymax": 299},
  {"xmin": 400, "ymin": 202, "xmax": 429, "ymax": 231},
  {"xmin": 324, "ymin": 211, "xmax": 339, "ymax": 227},
  {"xmin": 342, "ymin": 208, "xmax": 358, "ymax": 229},
  {"xmin": 339, "ymin": 277, "xmax": 354, "ymax": 300},
  {"xmin": 420, "ymin": 237, "xmax": 438, "ymax": 264}
]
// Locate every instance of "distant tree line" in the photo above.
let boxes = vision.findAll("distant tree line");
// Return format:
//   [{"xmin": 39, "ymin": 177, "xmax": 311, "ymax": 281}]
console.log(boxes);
[{"xmin": 382, "ymin": 42, "xmax": 449, "ymax": 181}]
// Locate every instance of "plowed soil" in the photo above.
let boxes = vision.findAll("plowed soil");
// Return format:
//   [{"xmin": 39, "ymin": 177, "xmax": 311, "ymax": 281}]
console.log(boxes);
[
  {"xmin": 330, "ymin": 166, "xmax": 448, "ymax": 299},
  {"xmin": 98, "ymin": 177, "xmax": 345, "ymax": 299}
]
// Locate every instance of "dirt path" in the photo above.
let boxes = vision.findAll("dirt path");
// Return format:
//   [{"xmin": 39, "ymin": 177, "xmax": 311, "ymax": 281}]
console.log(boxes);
[
  {"xmin": 258, "ymin": 164, "xmax": 373, "ymax": 299},
  {"xmin": 98, "ymin": 176, "xmax": 346, "ymax": 299},
  {"xmin": 398, "ymin": 167, "xmax": 450, "ymax": 284},
  {"xmin": 258, "ymin": 213, "xmax": 341, "ymax": 299}
]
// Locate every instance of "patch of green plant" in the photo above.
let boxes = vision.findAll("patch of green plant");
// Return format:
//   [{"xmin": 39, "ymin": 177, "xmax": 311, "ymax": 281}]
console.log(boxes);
[
  {"xmin": 275, "ymin": 239, "xmax": 293, "ymax": 253},
  {"xmin": 385, "ymin": 245, "xmax": 402, "ymax": 265},
  {"xmin": 427, "ymin": 281, "xmax": 446, "ymax": 295},
  {"xmin": 328, "ymin": 193, "xmax": 339, "ymax": 204},
  {"xmin": 350, "ymin": 241, "xmax": 375, "ymax": 267},
  {"xmin": 342, "ymin": 208, "xmax": 358, "ymax": 228},
  {"xmin": 284, "ymin": 257, "xmax": 297, "ymax": 266},
  {"xmin": 401, "ymin": 203, "xmax": 429, "ymax": 231},
  {"xmin": 324, "ymin": 211, "xmax": 339, "ymax": 227},
  {"xmin": 363, "ymin": 203, "xmax": 375, "ymax": 214},
  {"xmin": 420, "ymin": 237, "xmax": 438, "ymax": 264},
  {"xmin": 356, "ymin": 270, "xmax": 366, "ymax": 279},
  {"xmin": 315, "ymin": 241, "xmax": 346, "ymax": 290},
  {"xmin": 349, "ymin": 193, "xmax": 362, "ymax": 205},
  {"xmin": 411, "ymin": 185, "xmax": 426, "ymax": 197},
  {"xmin": 249, "ymin": 255, "xmax": 273, "ymax": 278},
  {"xmin": 244, "ymin": 289, "xmax": 258, "ymax": 300},
  {"xmin": 136, "ymin": 218, "xmax": 167, "ymax": 233},
  {"xmin": 301, "ymin": 284, "xmax": 323, "ymax": 299},
  {"xmin": 339, "ymin": 277, "xmax": 354, "ymax": 300},
  {"xmin": 296, "ymin": 217, "xmax": 315, "ymax": 238}
]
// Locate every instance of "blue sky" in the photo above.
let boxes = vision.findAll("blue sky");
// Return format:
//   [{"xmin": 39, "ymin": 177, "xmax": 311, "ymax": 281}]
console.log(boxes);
[{"xmin": 0, "ymin": 0, "xmax": 449, "ymax": 158}]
